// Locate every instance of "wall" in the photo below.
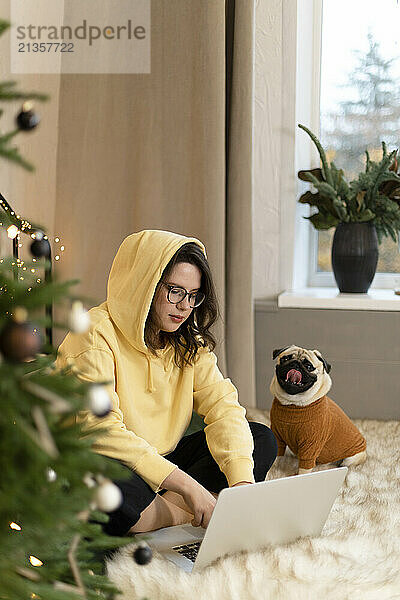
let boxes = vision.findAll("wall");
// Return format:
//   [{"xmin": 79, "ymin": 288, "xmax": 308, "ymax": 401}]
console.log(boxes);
[
  {"xmin": 253, "ymin": 0, "xmax": 298, "ymax": 299},
  {"xmin": 255, "ymin": 300, "xmax": 400, "ymax": 420}
]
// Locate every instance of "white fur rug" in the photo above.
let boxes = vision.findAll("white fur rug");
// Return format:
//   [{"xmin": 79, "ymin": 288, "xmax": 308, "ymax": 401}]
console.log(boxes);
[{"xmin": 106, "ymin": 417, "xmax": 400, "ymax": 599}]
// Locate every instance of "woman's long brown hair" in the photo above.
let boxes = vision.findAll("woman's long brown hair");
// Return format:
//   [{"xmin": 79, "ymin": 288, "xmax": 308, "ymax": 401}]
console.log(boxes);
[{"xmin": 144, "ymin": 242, "xmax": 219, "ymax": 367}]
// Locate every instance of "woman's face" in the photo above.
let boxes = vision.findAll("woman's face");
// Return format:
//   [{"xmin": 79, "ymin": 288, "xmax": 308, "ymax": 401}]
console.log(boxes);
[{"xmin": 153, "ymin": 261, "xmax": 202, "ymax": 335}]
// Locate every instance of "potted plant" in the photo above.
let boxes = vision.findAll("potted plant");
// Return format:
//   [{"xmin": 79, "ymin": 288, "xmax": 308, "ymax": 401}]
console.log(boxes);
[{"xmin": 297, "ymin": 123, "xmax": 400, "ymax": 293}]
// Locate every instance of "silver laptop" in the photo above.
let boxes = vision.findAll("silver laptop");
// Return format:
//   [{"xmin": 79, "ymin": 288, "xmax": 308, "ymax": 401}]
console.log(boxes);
[{"xmin": 135, "ymin": 466, "xmax": 347, "ymax": 572}]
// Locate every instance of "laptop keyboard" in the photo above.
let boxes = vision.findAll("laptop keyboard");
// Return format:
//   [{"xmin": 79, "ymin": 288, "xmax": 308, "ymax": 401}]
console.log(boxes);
[{"xmin": 172, "ymin": 541, "xmax": 201, "ymax": 562}]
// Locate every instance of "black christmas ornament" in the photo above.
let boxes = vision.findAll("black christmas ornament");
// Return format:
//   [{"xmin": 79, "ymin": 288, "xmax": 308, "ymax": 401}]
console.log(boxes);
[
  {"xmin": 133, "ymin": 544, "xmax": 152, "ymax": 565},
  {"xmin": 0, "ymin": 311, "xmax": 42, "ymax": 362},
  {"xmin": 16, "ymin": 101, "xmax": 40, "ymax": 131},
  {"xmin": 30, "ymin": 238, "xmax": 51, "ymax": 259}
]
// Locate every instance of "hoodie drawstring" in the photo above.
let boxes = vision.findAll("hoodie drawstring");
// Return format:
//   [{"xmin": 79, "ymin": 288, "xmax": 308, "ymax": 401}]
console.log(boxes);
[
  {"xmin": 145, "ymin": 354, "xmax": 155, "ymax": 393},
  {"xmin": 165, "ymin": 351, "xmax": 174, "ymax": 373},
  {"xmin": 145, "ymin": 349, "xmax": 174, "ymax": 392}
]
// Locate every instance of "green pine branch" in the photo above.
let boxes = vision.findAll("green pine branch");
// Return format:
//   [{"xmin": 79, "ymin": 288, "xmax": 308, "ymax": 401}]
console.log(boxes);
[
  {"xmin": 0, "ymin": 20, "xmax": 49, "ymax": 170},
  {"xmin": 0, "ymin": 143, "xmax": 35, "ymax": 170},
  {"xmin": 0, "ymin": 18, "xmax": 9, "ymax": 36},
  {"xmin": 0, "ymin": 80, "xmax": 49, "ymax": 103}
]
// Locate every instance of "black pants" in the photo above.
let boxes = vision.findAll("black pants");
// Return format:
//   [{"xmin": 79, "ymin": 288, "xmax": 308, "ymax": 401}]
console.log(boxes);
[{"xmin": 103, "ymin": 421, "xmax": 278, "ymax": 536}]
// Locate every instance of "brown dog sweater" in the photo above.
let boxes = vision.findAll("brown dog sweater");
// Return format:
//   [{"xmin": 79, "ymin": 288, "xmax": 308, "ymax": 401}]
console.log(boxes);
[{"xmin": 270, "ymin": 395, "xmax": 366, "ymax": 469}]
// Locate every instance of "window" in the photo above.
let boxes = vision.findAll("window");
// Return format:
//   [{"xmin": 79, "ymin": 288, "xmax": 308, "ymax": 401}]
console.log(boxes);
[{"xmin": 305, "ymin": 0, "xmax": 400, "ymax": 288}]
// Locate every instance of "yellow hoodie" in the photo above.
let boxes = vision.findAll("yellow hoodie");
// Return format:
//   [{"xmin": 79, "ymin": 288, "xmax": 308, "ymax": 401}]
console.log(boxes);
[{"xmin": 56, "ymin": 230, "xmax": 254, "ymax": 492}]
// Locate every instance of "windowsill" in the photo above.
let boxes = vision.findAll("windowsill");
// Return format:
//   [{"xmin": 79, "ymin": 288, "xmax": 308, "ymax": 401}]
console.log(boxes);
[{"xmin": 278, "ymin": 287, "xmax": 400, "ymax": 311}]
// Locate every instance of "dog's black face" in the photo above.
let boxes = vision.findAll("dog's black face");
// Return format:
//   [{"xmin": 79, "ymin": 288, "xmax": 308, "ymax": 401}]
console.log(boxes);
[{"xmin": 275, "ymin": 353, "xmax": 318, "ymax": 395}]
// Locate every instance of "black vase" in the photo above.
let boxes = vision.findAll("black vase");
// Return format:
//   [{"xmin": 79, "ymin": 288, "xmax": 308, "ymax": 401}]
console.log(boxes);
[{"xmin": 331, "ymin": 222, "xmax": 378, "ymax": 293}]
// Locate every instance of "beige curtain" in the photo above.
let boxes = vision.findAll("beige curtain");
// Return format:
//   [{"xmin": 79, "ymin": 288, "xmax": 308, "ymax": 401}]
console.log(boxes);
[
  {"xmin": 226, "ymin": 0, "xmax": 255, "ymax": 407},
  {"xmin": 0, "ymin": 0, "xmax": 256, "ymax": 407}
]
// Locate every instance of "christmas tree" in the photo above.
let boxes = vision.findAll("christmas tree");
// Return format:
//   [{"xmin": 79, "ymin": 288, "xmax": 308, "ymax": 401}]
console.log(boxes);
[
  {"xmin": 0, "ymin": 19, "xmax": 150, "ymax": 600},
  {"xmin": 322, "ymin": 33, "xmax": 400, "ymax": 177}
]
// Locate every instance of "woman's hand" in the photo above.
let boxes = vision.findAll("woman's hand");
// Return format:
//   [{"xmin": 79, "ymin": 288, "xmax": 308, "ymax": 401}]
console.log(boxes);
[
  {"xmin": 161, "ymin": 468, "xmax": 216, "ymax": 528},
  {"xmin": 181, "ymin": 481, "xmax": 217, "ymax": 528}
]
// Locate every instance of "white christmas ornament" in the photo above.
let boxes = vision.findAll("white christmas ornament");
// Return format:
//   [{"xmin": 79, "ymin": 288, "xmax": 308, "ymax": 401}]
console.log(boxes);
[
  {"xmin": 93, "ymin": 480, "xmax": 123, "ymax": 512},
  {"xmin": 7, "ymin": 225, "xmax": 19, "ymax": 239},
  {"xmin": 88, "ymin": 385, "xmax": 111, "ymax": 417},
  {"xmin": 68, "ymin": 301, "xmax": 90, "ymax": 334},
  {"xmin": 46, "ymin": 467, "xmax": 57, "ymax": 482}
]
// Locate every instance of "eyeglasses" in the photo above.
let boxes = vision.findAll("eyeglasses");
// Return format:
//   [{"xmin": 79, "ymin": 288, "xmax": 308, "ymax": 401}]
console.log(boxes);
[{"xmin": 161, "ymin": 282, "xmax": 205, "ymax": 308}]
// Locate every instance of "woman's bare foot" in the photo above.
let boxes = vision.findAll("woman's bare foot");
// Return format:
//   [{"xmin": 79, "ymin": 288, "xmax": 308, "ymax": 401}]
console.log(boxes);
[{"xmin": 128, "ymin": 493, "xmax": 193, "ymax": 534}]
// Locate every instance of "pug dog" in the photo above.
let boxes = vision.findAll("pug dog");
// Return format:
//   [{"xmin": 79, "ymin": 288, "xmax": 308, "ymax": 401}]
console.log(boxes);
[{"xmin": 270, "ymin": 345, "xmax": 367, "ymax": 475}]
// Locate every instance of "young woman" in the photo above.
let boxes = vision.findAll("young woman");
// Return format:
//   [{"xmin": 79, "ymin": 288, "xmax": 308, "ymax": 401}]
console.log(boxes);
[{"xmin": 56, "ymin": 230, "xmax": 277, "ymax": 535}]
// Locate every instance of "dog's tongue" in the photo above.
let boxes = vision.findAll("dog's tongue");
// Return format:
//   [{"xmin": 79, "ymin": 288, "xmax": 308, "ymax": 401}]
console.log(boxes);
[{"xmin": 286, "ymin": 369, "xmax": 302, "ymax": 384}]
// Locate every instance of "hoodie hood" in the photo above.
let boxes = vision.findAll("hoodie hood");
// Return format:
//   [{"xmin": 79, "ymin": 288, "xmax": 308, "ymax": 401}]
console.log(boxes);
[{"xmin": 106, "ymin": 230, "xmax": 206, "ymax": 355}]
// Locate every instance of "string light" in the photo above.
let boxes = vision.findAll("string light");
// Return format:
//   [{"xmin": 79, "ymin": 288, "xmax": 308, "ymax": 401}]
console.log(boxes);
[
  {"xmin": 1, "ymin": 194, "xmax": 66, "ymax": 265},
  {"xmin": 29, "ymin": 556, "xmax": 43, "ymax": 567},
  {"xmin": 53, "ymin": 236, "xmax": 66, "ymax": 261},
  {"xmin": 9, "ymin": 522, "xmax": 21, "ymax": 531},
  {"xmin": 0, "ymin": 200, "xmax": 63, "ymax": 288},
  {"xmin": 0, "ymin": 196, "xmax": 33, "ymax": 233},
  {"xmin": 7, "ymin": 225, "xmax": 19, "ymax": 239}
]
